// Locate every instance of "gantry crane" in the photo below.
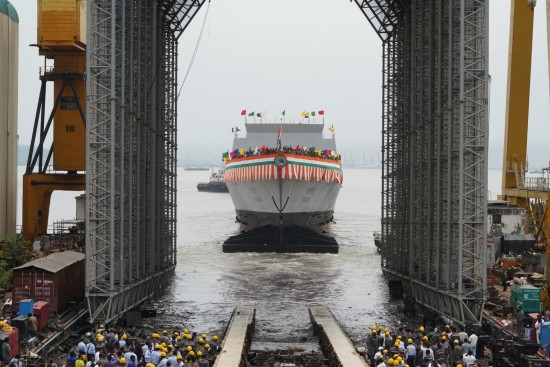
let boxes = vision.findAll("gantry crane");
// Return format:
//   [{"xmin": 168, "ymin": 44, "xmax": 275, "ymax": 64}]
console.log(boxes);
[
  {"xmin": 22, "ymin": 0, "xmax": 86, "ymax": 240},
  {"xmin": 500, "ymin": 0, "xmax": 550, "ymax": 289}
]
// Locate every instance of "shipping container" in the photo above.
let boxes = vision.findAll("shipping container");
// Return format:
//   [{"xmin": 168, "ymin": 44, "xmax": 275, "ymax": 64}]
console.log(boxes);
[
  {"xmin": 33, "ymin": 301, "xmax": 50, "ymax": 331},
  {"xmin": 12, "ymin": 251, "xmax": 85, "ymax": 312},
  {"xmin": 510, "ymin": 284, "xmax": 541, "ymax": 313},
  {"xmin": 0, "ymin": 328, "xmax": 19, "ymax": 357}
]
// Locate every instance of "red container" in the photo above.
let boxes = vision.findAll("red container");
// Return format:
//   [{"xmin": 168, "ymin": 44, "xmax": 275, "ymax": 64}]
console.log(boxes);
[
  {"xmin": 0, "ymin": 328, "xmax": 19, "ymax": 358},
  {"xmin": 33, "ymin": 301, "xmax": 50, "ymax": 331},
  {"xmin": 12, "ymin": 252, "xmax": 85, "ymax": 312}
]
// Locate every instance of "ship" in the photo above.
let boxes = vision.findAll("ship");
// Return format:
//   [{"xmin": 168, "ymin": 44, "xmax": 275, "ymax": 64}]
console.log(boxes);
[
  {"xmin": 222, "ymin": 122, "xmax": 343, "ymax": 253},
  {"xmin": 197, "ymin": 168, "xmax": 229, "ymax": 192}
]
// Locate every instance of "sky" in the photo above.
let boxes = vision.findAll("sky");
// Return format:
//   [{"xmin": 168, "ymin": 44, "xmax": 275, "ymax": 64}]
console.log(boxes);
[{"xmin": 8, "ymin": 0, "xmax": 550, "ymax": 169}]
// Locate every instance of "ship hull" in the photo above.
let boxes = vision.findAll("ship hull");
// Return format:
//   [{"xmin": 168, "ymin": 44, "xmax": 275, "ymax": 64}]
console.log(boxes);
[{"xmin": 227, "ymin": 172, "xmax": 340, "ymax": 233}]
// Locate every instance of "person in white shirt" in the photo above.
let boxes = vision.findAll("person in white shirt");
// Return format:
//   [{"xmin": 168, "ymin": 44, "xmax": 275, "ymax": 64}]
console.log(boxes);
[
  {"xmin": 535, "ymin": 314, "xmax": 543, "ymax": 344},
  {"xmin": 462, "ymin": 351, "xmax": 476, "ymax": 366},
  {"xmin": 468, "ymin": 332, "xmax": 478, "ymax": 356}
]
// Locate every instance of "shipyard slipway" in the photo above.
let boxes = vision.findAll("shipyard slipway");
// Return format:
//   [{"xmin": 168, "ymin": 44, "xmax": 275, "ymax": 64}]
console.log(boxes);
[{"xmin": 22, "ymin": 0, "xmax": 489, "ymax": 326}]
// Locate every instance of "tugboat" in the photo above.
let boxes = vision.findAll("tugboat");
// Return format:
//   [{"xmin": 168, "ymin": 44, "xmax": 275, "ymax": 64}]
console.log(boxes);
[
  {"xmin": 197, "ymin": 168, "xmax": 228, "ymax": 192},
  {"xmin": 222, "ymin": 121, "xmax": 342, "ymax": 253}
]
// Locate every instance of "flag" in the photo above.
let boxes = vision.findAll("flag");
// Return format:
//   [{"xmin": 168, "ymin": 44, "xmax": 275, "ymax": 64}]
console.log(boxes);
[
  {"xmin": 311, "ymin": 111, "xmax": 316, "ymax": 117},
  {"xmin": 229, "ymin": 151, "xmax": 235, "ymax": 159},
  {"xmin": 231, "ymin": 127, "xmax": 241, "ymax": 132},
  {"xmin": 222, "ymin": 151, "xmax": 229, "ymax": 161},
  {"xmin": 282, "ymin": 110, "xmax": 286, "ymax": 116},
  {"xmin": 256, "ymin": 112, "xmax": 263, "ymax": 118},
  {"xmin": 276, "ymin": 126, "xmax": 282, "ymax": 150},
  {"xmin": 239, "ymin": 148, "xmax": 244, "ymax": 156},
  {"xmin": 260, "ymin": 145, "xmax": 266, "ymax": 154},
  {"xmin": 294, "ymin": 145, "xmax": 300, "ymax": 153},
  {"xmin": 300, "ymin": 111, "xmax": 305, "ymax": 117},
  {"xmin": 305, "ymin": 112, "xmax": 310, "ymax": 118},
  {"xmin": 248, "ymin": 111, "xmax": 255, "ymax": 116},
  {"xmin": 318, "ymin": 110, "xmax": 325, "ymax": 116},
  {"xmin": 233, "ymin": 148, "xmax": 239, "ymax": 157},
  {"xmin": 328, "ymin": 125, "xmax": 334, "ymax": 132},
  {"xmin": 241, "ymin": 109, "xmax": 246, "ymax": 116},
  {"xmin": 308, "ymin": 146, "xmax": 316, "ymax": 153}
]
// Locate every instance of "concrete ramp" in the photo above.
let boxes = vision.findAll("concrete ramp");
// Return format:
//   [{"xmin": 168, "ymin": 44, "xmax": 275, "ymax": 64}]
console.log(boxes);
[
  {"xmin": 308, "ymin": 305, "xmax": 369, "ymax": 367},
  {"xmin": 213, "ymin": 305, "xmax": 255, "ymax": 367}
]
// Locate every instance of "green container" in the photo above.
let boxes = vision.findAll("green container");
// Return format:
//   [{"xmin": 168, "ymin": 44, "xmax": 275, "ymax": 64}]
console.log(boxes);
[{"xmin": 510, "ymin": 284, "xmax": 541, "ymax": 313}]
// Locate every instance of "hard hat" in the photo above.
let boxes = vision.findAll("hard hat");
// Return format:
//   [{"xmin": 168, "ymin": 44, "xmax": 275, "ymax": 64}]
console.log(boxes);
[
  {"xmin": 397, "ymin": 356, "xmax": 402, "ymax": 362},
  {"xmin": 204, "ymin": 344, "xmax": 210, "ymax": 349},
  {"xmin": 183, "ymin": 329, "xmax": 189, "ymax": 334},
  {"xmin": 378, "ymin": 326, "xmax": 383, "ymax": 331},
  {"xmin": 457, "ymin": 365, "xmax": 462, "ymax": 367},
  {"xmin": 186, "ymin": 334, "xmax": 192, "ymax": 340},
  {"xmin": 213, "ymin": 335, "xmax": 219, "ymax": 341},
  {"xmin": 162, "ymin": 330, "xmax": 168, "ymax": 334},
  {"xmin": 146, "ymin": 363, "xmax": 155, "ymax": 367},
  {"xmin": 198, "ymin": 338, "xmax": 204, "ymax": 344},
  {"xmin": 385, "ymin": 331, "xmax": 389, "ymax": 336},
  {"xmin": 372, "ymin": 329, "xmax": 377, "ymax": 334},
  {"xmin": 393, "ymin": 360, "xmax": 399, "ymax": 366},
  {"xmin": 422, "ymin": 335, "xmax": 428, "ymax": 341},
  {"xmin": 0, "ymin": 321, "xmax": 4, "ymax": 326},
  {"xmin": 397, "ymin": 335, "xmax": 402, "ymax": 339},
  {"xmin": 419, "ymin": 326, "xmax": 424, "ymax": 332},
  {"xmin": 394, "ymin": 342, "xmax": 399, "ymax": 347},
  {"xmin": 442, "ymin": 336, "xmax": 447, "ymax": 341},
  {"xmin": 393, "ymin": 354, "xmax": 398, "ymax": 359},
  {"xmin": 162, "ymin": 348, "xmax": 168, "ymax": 353},
  {"xmin": 160, "ymin": 352, "xmax": 166, "ymax": 358},
  {"xmin": 445, "ymin": 324, "xmax": 450, "ymax": 329},
  {"xmin": 177, "ymin": 356, "xmax": 182, "ymax": 360},
  {"xmin": 176, "ymin": 336, "xmax": 182, "ymax": 341},
  {"xmin": 119, "ymin": 358, "xmax": 126, "ymax": 364},
  {"xmin": 384, "ymin": 328, "xmax": 388, "ymax": 333},
  {"xmin": 97, "ymin": 336, "xmax": 104, "ymax": 342},
  {"xmin": 407, "ymin": 338, "xmax": 413, "ymax": 344},
  {"xmin": 173, "ymin": 332, "xmax": 179, "ymax": 336},
  {"xmin": 201, "ymin": 333, "xmax": 206, "ymax": 338},
  {"xmin": 152, "ymin": 333, "xmax": 158, "ymax": 339},
  {"xmin": 162, "ymin": 342, "xmax": 166, "ymax": 347},
  {"xmin": 187, "ymin": 346, "xmax": 193, "ymax": 352},
  {"xmin": 454, "ymin": 339, "xmax": 459, "ymax": 344},
  {"xmin": 388, "ymin": 358, "xmax": 394, "ymax": 364},
  {"xmin": 122, "ymin": 334, "xmax": 127, "ymax": 340},
  {"xmin": 155, "ymin": 344, "xmax": 161, "ymax": 350},
  {"xmin": 188, "ymin": 351, "xmax": 195, "ymax": 356},
  {"xmin": 197, "ymin": 351, "xmax": 203, "ymax": 356},
  {"xmin": 96, "ymin": 333, "xmax": 102, "ymax": 339},
  {"xmin": 383, "ymin": 349, "xmax": 388, "ymax": 354}
]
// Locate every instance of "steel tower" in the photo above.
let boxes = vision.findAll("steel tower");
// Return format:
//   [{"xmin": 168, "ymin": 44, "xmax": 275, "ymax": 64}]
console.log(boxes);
[
  {"xmin": 85, "ymin": 0, "xmax": 206, "ymax": 323},
  {"xmin": 355, "ymin": 0, "xmax": 489, "ymax": 325}
]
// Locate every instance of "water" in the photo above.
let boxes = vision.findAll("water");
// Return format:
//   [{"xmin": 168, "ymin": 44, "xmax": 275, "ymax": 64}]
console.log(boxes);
[{"xmin": 16, "ymin": 167, "xmax": 503, "ymax": 344}]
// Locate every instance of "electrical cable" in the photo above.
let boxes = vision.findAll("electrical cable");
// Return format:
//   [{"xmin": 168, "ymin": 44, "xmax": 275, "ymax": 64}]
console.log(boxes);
[{"xmin": 177, "ymin": 0, "xmax": 211, "ymax": 99}]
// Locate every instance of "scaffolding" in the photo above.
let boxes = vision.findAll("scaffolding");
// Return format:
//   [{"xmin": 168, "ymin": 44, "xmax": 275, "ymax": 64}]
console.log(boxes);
[
  {"xmin": 85, "ymin": 0, "xmax": 206, "ymax": 323},
  {"xmin": 356, "ymin": 0, "xmax": 489, "ymax": 325}
]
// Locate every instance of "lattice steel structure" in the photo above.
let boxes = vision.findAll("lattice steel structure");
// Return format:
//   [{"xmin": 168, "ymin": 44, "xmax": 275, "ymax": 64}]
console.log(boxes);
[
  {"xmin": 85, "ymin": 0, "xmax": 206, "ymax": 323},
  {"xmin": 355, "ymin": 0, "xmax": 489, "ymax": 325}
]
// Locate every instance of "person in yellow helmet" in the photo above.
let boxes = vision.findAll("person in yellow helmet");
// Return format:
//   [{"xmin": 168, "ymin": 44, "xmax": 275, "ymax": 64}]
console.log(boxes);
[{"xmin": 119, "ymin": 357, "xmax": 126, "ymax": 365}]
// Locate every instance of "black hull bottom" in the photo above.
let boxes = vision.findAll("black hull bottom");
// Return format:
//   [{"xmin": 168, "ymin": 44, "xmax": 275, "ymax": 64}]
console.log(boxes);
[{"xmin": 223, "ymin": 225, "xmax": 338, "ymax": 253}]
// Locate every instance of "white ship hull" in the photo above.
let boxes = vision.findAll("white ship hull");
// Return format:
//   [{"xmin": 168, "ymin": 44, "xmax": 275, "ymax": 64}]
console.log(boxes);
[
  {"xmin": 227, "ymin": 178, "xmax": 341, "ymax": 232},
  {"xmin": 224, "ymin": 153, "xmax": 343, "ymax": 233}
]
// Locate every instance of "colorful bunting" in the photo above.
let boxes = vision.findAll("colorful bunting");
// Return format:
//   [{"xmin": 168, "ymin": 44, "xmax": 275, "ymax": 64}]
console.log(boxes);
[
  {"xmin": 248, "ymin": 111, "xmax": 255, "ymax": 116},
  {"xmin": 318, "ymin": 110, "xmax": 325, "ymax": 116},
  {"xmin": 241, "ymin": 109, "xmax": 246, "ymax": 115}
]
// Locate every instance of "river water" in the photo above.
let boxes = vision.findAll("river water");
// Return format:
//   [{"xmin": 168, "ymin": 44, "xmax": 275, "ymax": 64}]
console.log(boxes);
[{"xmin": 17, "ymin": 167, "xmax": 503, "ymax": 345}]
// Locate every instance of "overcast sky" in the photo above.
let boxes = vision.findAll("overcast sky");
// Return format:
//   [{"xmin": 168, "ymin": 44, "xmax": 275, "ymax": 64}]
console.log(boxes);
[{"xmin": 8, "ymin": 0, "xmax": 550, "ymax": 169}]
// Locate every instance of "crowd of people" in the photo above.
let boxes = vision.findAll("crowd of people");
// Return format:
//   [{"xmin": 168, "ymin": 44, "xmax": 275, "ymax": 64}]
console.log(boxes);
[
  {"xmin": 226, "ymin": 145, "xmax": 341, "ymax": 161},
  {"xmin": 63, "ymin": 327, "xmax": 220, "ymax": 367},
  {"xmin": 364, "ymin": 324, "xmax": 480, "ymax": 367}
]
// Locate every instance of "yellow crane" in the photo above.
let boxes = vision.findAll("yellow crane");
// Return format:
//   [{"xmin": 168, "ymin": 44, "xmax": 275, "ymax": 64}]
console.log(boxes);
[
  {"xmin": 500, "ymin": 0, "xmax": 550, "ymax": 294},
  {"xmin": 22, "ymin": 0, "xmax": 86, "ymax": 240}
]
